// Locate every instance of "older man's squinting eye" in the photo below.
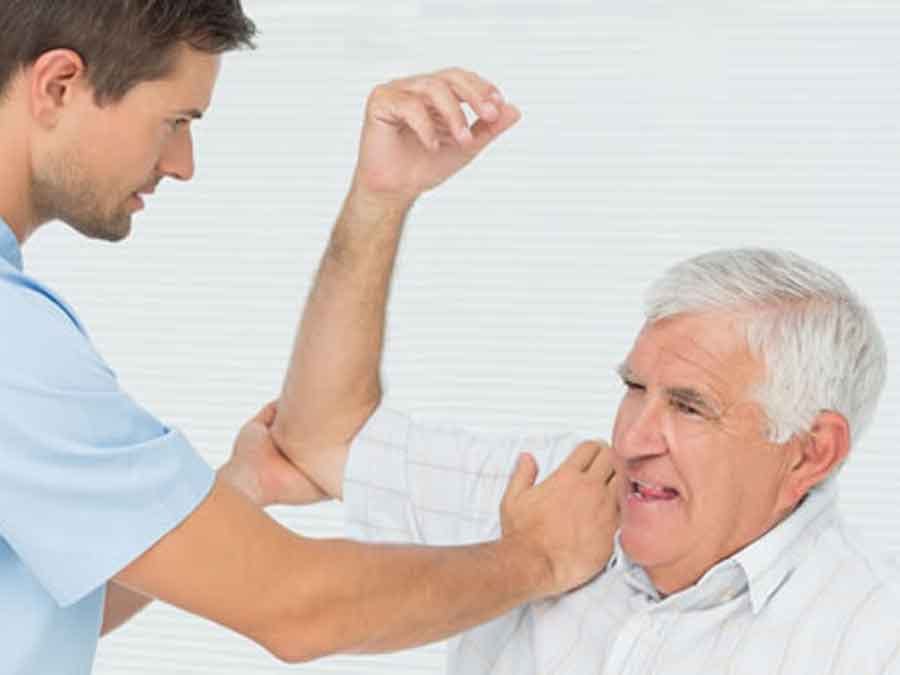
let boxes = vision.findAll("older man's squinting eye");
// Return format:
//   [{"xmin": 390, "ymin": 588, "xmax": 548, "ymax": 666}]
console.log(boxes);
[{"xmin": 672, "ymin": 399, "xmax": 702, "ymax": 416}]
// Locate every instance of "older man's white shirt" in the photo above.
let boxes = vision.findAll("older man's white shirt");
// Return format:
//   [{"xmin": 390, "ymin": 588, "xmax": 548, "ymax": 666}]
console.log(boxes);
[{"xmin": 344, "ymin": 408, "xmax": 900, "ymax": 675}]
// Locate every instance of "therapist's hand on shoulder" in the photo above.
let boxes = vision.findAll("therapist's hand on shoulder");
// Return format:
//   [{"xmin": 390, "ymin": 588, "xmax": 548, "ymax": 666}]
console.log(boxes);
[
  {"xmin": 219, "ymin": 401, "xmax": 327, "ymax": 507},
  {"xmin": 502, "ymin": 441, "xmax": 621, "ymax": 596}
]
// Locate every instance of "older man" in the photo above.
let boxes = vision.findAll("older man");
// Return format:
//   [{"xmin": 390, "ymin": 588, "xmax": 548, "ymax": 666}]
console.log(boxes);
[{"xmin": 275, "ymin": 234, "xmax": 900, "ymax": 672}]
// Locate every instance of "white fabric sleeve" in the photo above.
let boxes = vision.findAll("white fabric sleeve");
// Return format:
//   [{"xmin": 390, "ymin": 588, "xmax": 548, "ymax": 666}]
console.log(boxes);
[{"xmin": 343, "ymin": 407, "xmax": 589, "ymax": 546}]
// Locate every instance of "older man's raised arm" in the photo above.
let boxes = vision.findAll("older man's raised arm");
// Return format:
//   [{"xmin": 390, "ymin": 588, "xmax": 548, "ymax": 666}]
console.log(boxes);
[
  {"xmin": 270, "ymin": 69, "xmax": 620, "ymax": 553},
  {"xmin": 272, "ymin": 69, "xmax": 520, "ymax": 494},
  {"xmin": 112, "ymin": 71, "xmax": 625, "ymax": 662}
]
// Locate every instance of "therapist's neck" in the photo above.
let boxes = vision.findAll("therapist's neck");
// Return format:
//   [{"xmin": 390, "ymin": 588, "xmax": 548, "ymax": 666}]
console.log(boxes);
[
  {"xmin": 0, "ymin": 161, "xmax": 43, "ymax": 246},
  {"xmin": 0, "ymin": 102, "xmax": 45, "ymax": 245},
  {"xmin": 0, "ymin": 206, "xmax": 38, "ymax": 245}
]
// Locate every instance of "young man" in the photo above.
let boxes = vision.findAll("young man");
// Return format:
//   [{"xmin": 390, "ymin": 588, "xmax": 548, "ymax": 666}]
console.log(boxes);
[{"xmin": 0, "ymin": 2, "xmax": 622, "ymax": 673}]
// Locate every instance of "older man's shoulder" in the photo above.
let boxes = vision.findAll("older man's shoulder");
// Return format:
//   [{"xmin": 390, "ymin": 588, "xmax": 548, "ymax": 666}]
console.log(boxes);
[
  {"xmin": 771, "ymin": 517, "xmax": 900, "ymax": 669},
  {"xmin": 802, "ymin": 514, "xmax": 900, "ymax": 624},
  {"xmin": 829, "ymin": 515, "xmax": 900, "ymax": 583},
  {"xmin": 815, "ymin": 514, "xmax": 900, "ymax": 589}
]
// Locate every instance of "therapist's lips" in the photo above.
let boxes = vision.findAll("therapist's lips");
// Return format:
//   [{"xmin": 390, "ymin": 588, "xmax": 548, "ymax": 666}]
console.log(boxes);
[{"xmin": 131, "ymin": 186, "xmax": 157, "ymax": 211}]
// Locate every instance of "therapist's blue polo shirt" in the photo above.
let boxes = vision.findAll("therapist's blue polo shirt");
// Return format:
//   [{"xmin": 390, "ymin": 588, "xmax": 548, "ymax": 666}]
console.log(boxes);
[{"xmin": 0, "ymin": 217, "xmax": 215, "ymax": 674}]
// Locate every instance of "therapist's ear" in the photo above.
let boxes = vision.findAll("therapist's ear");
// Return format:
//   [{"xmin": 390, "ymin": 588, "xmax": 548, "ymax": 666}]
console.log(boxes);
[
  {"xmin": 781, "ymin": 411, "xmax": 849, "ymax": 507},
  {"xmin": 29, "ymin": 49, "xmax": 88, "ymax": 128}
]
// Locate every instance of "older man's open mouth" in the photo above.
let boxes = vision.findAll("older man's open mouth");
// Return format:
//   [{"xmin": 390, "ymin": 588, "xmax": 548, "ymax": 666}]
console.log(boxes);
[{"xmin": 628, "ymin": 478, "xmax": 680, "ymax": 503}]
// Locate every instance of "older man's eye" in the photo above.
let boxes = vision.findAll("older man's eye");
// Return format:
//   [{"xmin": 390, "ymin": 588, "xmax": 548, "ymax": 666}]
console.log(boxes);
[
  {"xmin": 673, "ymin": 399, "xmax": 701, "ymax": 416},
  {"xmin": 623, "ymin": 379, "xmax": 646, "ymax": 392}
]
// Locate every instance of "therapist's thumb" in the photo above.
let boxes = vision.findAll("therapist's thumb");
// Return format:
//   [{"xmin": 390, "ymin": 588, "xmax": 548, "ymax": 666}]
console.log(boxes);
[{"xmin": 503, "ymin": 452, "xmax": 539, "ymax": 501}]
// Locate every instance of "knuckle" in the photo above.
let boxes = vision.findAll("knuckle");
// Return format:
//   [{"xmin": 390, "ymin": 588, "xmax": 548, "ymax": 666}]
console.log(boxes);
[
  {"xmin": 464, "ymin": 71, "xmax": 492, "ymax": 92},
  {"xmin": 402, "ymin": 94, "xmax": 428, "ymax": 117},
  {"xmin": 424, "ymin": 79, "xmax": 455, "ymax": 103},
  {"xmin": 443, "ymin": 67, "xmax": 483, "ymax": 91},
  {"xmin": 416, "ymin": 76, "xmax": 438, "ymax": 91},
  {"xmin": 370, "ymin": 83, "xmax": 391, "ymax": 99}
]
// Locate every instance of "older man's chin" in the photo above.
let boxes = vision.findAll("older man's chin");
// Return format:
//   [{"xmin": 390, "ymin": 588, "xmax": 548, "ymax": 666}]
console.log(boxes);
[{"xmin": 618, "ymin": 496, "xmax": 689, "ymax": 562}]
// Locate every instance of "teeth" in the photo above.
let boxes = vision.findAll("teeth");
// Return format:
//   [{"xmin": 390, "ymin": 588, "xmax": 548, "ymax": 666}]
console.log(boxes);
[
  {"xmin": 631, "ymin": 478, "xmax": 679, "ymax": 498},
  {"xmin": 634, "ymin": 479, "xmax": 662, "ymax": 490}
]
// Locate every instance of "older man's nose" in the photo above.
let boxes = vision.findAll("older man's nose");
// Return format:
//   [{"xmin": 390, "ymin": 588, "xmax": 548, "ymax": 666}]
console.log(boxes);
[{"xmin": 618, "ymin": 401, "xmax": 668, "ymax": 459}]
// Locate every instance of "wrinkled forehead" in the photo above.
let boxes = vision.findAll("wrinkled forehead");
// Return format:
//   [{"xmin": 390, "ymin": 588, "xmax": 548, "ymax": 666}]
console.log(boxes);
[{"xmin": 625, "ymin": 313, "xmax": 763, "ymax": 403}]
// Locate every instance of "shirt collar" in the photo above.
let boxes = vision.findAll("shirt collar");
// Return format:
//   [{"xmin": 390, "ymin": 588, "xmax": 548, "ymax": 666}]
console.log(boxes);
[
  {"xmin": 733, "ymin": 479, "xmax": 839, "ymax": 614},
  {"xmin": 614, "ymin": 479, "xmax": 840, "ymax": 614},
  {"xmin": 0, "ymin": 216, "xmax": 24, "ymax": 271}
]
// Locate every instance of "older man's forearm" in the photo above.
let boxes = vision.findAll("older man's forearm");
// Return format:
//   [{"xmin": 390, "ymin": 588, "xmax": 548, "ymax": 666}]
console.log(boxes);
[{"xmin": 272, "ymin": 187, "xmax": 411, "ymax": 484}]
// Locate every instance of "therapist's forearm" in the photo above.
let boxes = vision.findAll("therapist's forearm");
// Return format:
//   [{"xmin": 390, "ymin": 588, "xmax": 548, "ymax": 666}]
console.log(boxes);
[
  {"xmin": 272, "ymin": 187, "xmax": 409, "ymax": 482},
  {"xmin": 102, "ymin": 459, "xmax": 292, "ymax": 637},
  {"xmin": 276, "ymin": 532, "xmax": 552, "ymax": 659}
]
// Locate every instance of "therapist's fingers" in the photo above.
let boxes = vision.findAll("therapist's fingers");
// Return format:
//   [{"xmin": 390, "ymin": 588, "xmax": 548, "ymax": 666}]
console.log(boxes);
[
  {"xmin": 586, "ymin": 441, "xmax": 616, "ymax": 484},
  {"xmin": 502, "ymin": 453, "xmax": 540, "ymax": 502},
  {"xmin": 559, "ymin": 440, "xmax": 606, "ymax": 473}
]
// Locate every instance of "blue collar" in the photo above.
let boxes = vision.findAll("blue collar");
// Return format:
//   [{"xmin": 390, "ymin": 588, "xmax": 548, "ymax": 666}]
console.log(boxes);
[{"xmin": 0, "ymin": 217, "xmax": 24, "ymax": 271}]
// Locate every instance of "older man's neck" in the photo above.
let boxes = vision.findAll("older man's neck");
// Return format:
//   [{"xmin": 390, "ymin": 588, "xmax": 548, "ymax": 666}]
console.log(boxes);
[{"xmin": 648, "ymin": 501, "xmax": 804, "ymax": 597}]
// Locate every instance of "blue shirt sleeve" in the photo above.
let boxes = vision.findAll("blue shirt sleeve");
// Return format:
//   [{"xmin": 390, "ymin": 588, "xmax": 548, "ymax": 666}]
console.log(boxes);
[{"xmin": 0, "ymin": 273, "xmax": 215, "ymax": 607}]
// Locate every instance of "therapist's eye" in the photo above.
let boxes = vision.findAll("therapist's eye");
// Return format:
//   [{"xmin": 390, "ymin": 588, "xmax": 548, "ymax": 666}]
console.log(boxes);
[{"xmin": 622, "ymin": 379, "xmax": 645, "ymax": 392}]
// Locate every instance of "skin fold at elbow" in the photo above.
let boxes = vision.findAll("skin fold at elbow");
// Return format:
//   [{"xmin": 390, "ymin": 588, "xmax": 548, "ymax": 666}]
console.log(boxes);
[
  {"xmin": 270, "ymin": 399, "xmax": 379, "ymax": 466},
  {"xmin": 256, "ymin": 605, "xmax": 374, "ymax": 665}
]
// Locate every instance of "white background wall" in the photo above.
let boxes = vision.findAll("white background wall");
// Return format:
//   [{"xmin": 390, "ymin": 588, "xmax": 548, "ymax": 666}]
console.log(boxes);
[{"xmin": 24, "ymin": 1, "xmax": 900, "ymax": 673}]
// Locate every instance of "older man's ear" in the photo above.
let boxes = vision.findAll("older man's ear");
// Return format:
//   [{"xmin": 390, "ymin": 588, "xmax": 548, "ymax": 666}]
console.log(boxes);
[{"xmin": 782, "ymin": 411, "xmax": 851, "ymax": 507}]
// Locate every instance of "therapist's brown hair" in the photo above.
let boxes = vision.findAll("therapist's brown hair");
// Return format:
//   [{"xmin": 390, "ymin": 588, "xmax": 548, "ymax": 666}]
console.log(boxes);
[{"xmin": 0, "ymin": 0, "xmax": 257, "ymax": 105}]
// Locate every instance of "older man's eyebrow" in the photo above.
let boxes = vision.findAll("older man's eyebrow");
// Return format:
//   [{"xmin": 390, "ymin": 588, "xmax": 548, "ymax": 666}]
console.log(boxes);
[{"xmin": 666, "ymin": 386, "xmax": 720, "ymax": 415}]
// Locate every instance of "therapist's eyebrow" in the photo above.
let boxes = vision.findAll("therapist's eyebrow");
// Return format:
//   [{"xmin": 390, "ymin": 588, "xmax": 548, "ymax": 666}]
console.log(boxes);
[
  {"xmin": 175, "ymin": 108, "xmax": 204, "ymax": 120},
  {"xmin": 616, "ymin": 364, "xmax": 639, "ymax": 382}
]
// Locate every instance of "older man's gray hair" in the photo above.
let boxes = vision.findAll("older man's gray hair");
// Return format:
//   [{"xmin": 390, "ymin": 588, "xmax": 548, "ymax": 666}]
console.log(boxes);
[{"xmin": 645, "ymin": 247, "xmax": 888, "ymax": 445}]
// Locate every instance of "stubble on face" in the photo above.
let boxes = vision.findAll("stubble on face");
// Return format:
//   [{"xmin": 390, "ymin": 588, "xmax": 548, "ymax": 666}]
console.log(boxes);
[{"xmin": 31, "ymin": 144, "xmax": 135, "ymax": 242}]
